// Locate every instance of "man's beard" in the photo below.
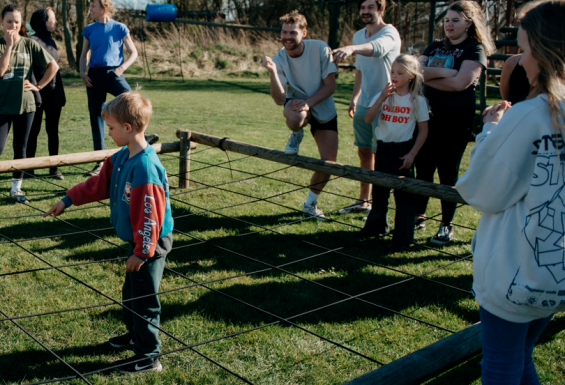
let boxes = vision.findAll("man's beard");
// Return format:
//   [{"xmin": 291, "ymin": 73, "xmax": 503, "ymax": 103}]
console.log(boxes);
[
  {"xmin": 361, "ymin": 13, "xmax": 375, "ymax": 25},
  {"xmin": 282, "ymin": 39, "xmax": 300, "ymax": 50}
]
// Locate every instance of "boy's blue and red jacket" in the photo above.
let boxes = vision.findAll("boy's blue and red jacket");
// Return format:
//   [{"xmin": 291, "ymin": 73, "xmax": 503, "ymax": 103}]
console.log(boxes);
[{"xmin": 62, "ymin": 145, "xmax": 174, "ymax": 258}]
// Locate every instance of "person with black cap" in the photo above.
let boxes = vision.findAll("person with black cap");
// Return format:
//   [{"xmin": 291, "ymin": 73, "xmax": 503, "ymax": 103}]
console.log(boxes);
[{"xmin": 26, "ymin": 7, "xmax": 66, "ymax": 180}]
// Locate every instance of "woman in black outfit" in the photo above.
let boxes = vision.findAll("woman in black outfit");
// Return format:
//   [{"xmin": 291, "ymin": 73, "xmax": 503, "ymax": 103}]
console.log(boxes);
[
  {"xmin": 26, "ymin": 7, "xmax": 66, "ymax": 180},
  {"xmin": 500, "ymin": 54, "xmax": 530, "ymax": 105},
  {"xmin": 415, "ymin": 1, "xmax": 495, "ymax": 245}
]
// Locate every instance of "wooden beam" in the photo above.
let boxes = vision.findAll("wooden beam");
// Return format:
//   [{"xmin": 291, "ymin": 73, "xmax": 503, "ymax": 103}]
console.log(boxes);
[
  {"xmin": 0, "ymin": 141, "xmax": 197, "ymax": 173},
  {"xmin": 344, "ymin": 323, "xmax": 482, "ymax": 385},
  {"xmin": 183, "ymin": 130, "xmax": 466, "ymax": 205}
]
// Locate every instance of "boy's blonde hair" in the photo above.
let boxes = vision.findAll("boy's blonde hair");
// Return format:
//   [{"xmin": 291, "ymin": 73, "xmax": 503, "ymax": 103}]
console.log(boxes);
[
  {"xmin": 387, "ymin": 53, "xmax": 429, "ymax": 120},
  {"xmin": 101, "ymin": 92, "xmax": 152, "ymax": 132}
]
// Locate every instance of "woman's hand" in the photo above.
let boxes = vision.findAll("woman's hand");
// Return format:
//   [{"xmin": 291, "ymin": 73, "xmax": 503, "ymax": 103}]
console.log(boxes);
[
  {"xmin": 23, "ymin": 80, "xmax": 39, "ymax": 92},
  {"xmin": 80, "ymin": 72, "xmax": 93, "ymax": 88},
  {"xmin": 5, "ymin": 29, "xmax": 17, "ymax": 46},
  {"xmin": 113, "ymin": 66, "xmax": 124, "ymax": 77},
  {"xmin": 483, "ymin": 101, "xmax": 512, "ymax": 124}
]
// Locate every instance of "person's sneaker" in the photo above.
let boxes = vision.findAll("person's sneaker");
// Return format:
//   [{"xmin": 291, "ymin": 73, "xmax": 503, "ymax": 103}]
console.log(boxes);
[
  {"xmin": 284, "ymin": 131, "xmax": 304, "ymax": 155},
  {"xmin": 414, "ymin": 217, "xmax": 426, "ymax": 231},
  {"xmin": 49, "ymin": 168, "xmax": 64, "ymax": 180},
  {"xmin": 10, "ymin": 190, "xmax": 29, "ymax": 204},
  {"xmin": 145, "ymin": 134, "xmax": 160, "ymax": 145},
  {"xmin": 87, "ymin": 162, "xmax": 104, "ymax": 177},
  {"xmin": 430, "ymin": 224, "xmax": 454, "ymax": 246},
  {"xmin": 109, "ymin": 333, "xmax": 135, "ymax": 349},
  {"xmin": 302, "ymin": 201, "xmax": 327, "ymax": 221},
  {"xmin": 114, "ymin": 355, "xmax": 162, "ymax": 374},
  {"xmin": 22, "ymin": 170, "xmax": 35, "ymax": 179},
  {"xmin": 338, "ymin": 202, "xmax": 371, "ymax": 215}
]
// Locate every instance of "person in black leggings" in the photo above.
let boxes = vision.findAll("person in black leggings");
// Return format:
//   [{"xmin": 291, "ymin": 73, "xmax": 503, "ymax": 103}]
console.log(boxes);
[
  {"xmin": 25, "ymin": 7, "xmax": 66, "ymax": 180},
  {"xmin": 0, "ymin": 4, "xmax": 59, "ymax": 203},
  {"xmin": 416, "ymin": 1, "xmax": 494, "ymax": 245}
]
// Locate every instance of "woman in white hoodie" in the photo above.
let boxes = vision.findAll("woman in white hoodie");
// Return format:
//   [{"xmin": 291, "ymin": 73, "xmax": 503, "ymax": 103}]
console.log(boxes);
[{"xmin": 456, "ymin": 1, "xmax": 565, "ymax": 383}]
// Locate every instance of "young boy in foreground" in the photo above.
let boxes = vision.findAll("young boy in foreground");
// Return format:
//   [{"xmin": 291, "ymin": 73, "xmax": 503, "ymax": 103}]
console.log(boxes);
[{"xmin": 44, "ymin": 92, "xmax": 173, "ymax": 374}]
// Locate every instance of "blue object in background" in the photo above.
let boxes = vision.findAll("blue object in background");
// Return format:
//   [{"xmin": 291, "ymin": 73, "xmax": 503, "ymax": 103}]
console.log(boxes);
[{"xmin": 145, "ymin": 4, "xmax": 177, "ymax": 22}]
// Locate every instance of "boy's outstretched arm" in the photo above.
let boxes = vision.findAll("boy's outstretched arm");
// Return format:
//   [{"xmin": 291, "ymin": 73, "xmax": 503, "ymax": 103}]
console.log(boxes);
[
  {"xmin": 43, "ymin": 158, "xmax": 113, "ymax": 219},
  {"xmin": 43, "ymin": 200, "xmax": 66, "ymax": 218}
]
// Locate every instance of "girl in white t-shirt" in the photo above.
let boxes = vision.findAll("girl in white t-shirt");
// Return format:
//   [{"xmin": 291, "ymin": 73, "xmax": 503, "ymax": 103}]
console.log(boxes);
[{"xmin": 359, "ymin": 54, "xmax": 429, "ymax": 252}]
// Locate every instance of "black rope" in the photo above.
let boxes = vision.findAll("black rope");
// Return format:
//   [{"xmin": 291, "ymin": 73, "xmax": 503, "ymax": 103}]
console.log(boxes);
[
  {"xmin": 0, "ymin": 148, "xmax": 479, "ymax": 384},
  {"xmin": 217, "ymin": 137, "xmax": 234, "ymax": 179}
]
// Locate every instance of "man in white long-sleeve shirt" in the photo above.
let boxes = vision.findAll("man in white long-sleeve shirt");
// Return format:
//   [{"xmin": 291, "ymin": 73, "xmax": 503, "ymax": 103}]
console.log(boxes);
[{"xmin": 331, "ymin": 0, "xmax": 400, "ymax": 218}]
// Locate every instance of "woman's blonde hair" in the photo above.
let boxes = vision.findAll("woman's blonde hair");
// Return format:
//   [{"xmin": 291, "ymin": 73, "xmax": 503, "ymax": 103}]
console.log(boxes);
[
  {"xmin": 97, "ymin": 0, "xmax": 116, "ymax": 15},
  {"xmin": 519, "ymin": 0, "xmax": 565, "ymax": 131},
  {"xmin": 444, "ymin": 1, "xmax": 496, "ymax": 56},
  {"xmin": 386, "ymin": 53, "xmax": 429, "ymax": 121}
]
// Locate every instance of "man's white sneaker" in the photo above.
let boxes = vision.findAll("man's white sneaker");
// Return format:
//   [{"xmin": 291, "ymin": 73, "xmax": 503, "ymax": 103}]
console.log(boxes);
[
  {"xmin": 302, "ymin": 201, "xmax": 327, "ymax": 221},
  {"xmin": 10, "ymin": 190, "xmax": 29, "ymax": 204},
  {"xmin": 284, "ymin": 131, "xmax": 304, "ymax": 155}
]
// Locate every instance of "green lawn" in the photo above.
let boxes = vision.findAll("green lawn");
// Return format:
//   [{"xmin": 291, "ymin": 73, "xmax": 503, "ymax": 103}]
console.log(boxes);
[{"xmin": 0, "ymin": 74, "xmax": 563, "ymax": 385}]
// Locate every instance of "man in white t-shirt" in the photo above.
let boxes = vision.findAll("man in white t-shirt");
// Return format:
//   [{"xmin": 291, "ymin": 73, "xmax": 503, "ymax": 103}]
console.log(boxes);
[
  {"xmin": 331, "ymin": 0, "xmax": 400, "ymax": 217},
  {"xmin": 261, "ymin": 10, "xmax": 338, "ymax": 221}
]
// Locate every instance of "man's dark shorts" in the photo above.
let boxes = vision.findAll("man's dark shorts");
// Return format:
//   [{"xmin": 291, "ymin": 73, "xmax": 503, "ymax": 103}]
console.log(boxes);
[{"xmin": 285, "ymin": 98, "xmax": 338, "ymax": 136}]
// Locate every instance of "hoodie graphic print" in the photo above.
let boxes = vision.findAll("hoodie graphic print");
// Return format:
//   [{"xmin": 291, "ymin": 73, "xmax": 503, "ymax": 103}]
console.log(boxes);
[{"xmin": 511, "ymin": 135, "xmax": 565, "ymax": 309}]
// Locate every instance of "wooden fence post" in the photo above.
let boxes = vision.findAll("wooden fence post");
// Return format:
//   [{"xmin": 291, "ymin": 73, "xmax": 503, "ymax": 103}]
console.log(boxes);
[
  {"xmin": 178, "ymin": 129, "xmax": 191, "ymax": 189},
  {"xmin": 428, "ymin": 1, "xmax": 437, "ymax": 44}
]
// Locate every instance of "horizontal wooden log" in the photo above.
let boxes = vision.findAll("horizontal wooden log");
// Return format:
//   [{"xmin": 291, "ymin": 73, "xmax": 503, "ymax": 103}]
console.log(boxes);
[
  {"xmin": 344, "ymin": 323, "xmax": 482, "ymax": 385},
  {"xmin": 488, "ymin": 54, "xmax": 513, "ymax": 61},
  {"xmin": 0, "ymin": 141, "xmax": 197, "ymax": 173},
  {"xmin": 495, "ymin": 40, "xmax": 518, "ymax": 47},
  {"xmin": 486, "ymin": 68, "xmax": 502, "ymax": 76},
  {"xmin": 185, "ymin": 130, "xmax": 467, "ymax": 205},
  {"xmin": 487, "ymin": 85, "xmax": 501, "ymax": 93},
  {"xmin": 175, "ymin": 18, "xmax": 281, "ymax": 32}
]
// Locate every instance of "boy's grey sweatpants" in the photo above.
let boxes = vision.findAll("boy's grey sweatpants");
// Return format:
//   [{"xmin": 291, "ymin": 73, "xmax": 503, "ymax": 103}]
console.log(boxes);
[{"xmin": 123, "ymin": 233, "xmax": 172, "ymax": 358}]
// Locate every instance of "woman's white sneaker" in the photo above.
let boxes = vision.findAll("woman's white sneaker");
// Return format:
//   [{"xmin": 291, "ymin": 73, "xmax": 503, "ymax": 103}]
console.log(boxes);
[{"xmin": 10, "ymin": 190, "xmax": 28, "ymax": 204}]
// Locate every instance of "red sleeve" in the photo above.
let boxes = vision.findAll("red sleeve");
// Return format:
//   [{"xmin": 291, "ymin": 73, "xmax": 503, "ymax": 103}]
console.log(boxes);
[
  {"xmin": 130, "ymin": 183, "xmax": 167, "ymax": 258},
  {"xmin": 67, "ymin": 158, "xmax": 113, "ymax": 206}
]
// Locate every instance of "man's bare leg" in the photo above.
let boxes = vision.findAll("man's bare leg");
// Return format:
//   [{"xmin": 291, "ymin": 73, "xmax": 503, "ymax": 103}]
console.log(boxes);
[
  {"xmin": 302, "ymin": 129, "xmax": 338, "ymax": 221},
  {"xmin": 310, "ymin": 129, "xmax": 338, "ymax": 192}
]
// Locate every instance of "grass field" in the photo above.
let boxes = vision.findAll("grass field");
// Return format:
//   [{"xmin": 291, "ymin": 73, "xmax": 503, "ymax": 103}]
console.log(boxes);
[{"xmin": 0, "ymin": 74, "xmax": 563, "ymax": 385}]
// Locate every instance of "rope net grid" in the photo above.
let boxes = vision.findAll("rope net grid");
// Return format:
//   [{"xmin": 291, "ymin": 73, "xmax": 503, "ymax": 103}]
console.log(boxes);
[{"xmin": 0, "ymin": 144, "xmax": 479, "ymax": 384}]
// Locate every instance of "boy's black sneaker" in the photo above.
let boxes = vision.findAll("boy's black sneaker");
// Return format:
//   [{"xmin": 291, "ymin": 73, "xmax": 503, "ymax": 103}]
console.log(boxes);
[
  {"xmin": 109, "ymin": 333, "xmax": 135, "ymax": 349},
  {"xmin": 115, "ymin": 355, "xmax": 162, "ymax": 374}
]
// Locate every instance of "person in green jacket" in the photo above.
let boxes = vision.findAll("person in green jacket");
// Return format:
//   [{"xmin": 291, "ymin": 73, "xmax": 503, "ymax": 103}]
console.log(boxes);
[{"xmin": 0, "ymin": 3, "xmax": 58, "ymax": 203}]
